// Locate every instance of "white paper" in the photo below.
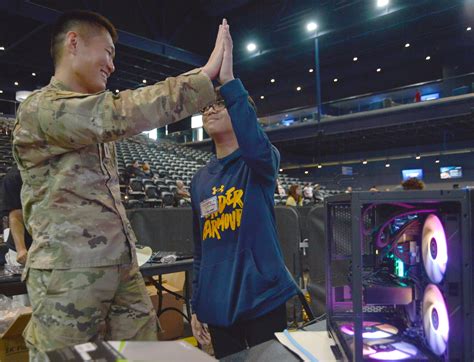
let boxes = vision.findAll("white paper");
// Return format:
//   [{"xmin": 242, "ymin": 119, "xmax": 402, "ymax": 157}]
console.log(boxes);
[{"xmin": 275, "ymin": 330, "xmax": 338, "ymax": 362}]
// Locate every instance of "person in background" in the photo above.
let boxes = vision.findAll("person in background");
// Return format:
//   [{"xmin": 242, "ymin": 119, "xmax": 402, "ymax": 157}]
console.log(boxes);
[
  {"xmin": 142, "ymin": 161, "xmax": 153, "ymax": 179},
  {"xmin": 303, "ymin": 183, "xmax": 313, "ymax": 200},
  {"xmin": 345, "ymin": 186, "xmax": 353, "ymax": 193},
  {"xmin": 174, "ymin": 180, "xmax": 191, "ymax": 206},
  {"xmin": 125, "ymin": 159, "xmax": 145, "ymax": 182},
  {"xmin": 313, "ymin": 184, "xmax": 324, "ymax": 203},
  {"xmin": 276, "ymin": 179, "xmax": 286, "ymax": 197},
  {"xmin": 414, "ymin": 89, "xmax": 422, "ymax": 103},
  {"xmin": 286, "ymin": 184, "xmax": 303, "ymax": 206},
  {"xmin": 402, "ymin": 177, "xmax": 425, "ymax": 190},
  {"xmin": 1, "ymin": 165, "xmax": 33, "ymax": 265},
  {"xmin": 189, "ymin": 29, "xmax": 298, "ymax": 358}
]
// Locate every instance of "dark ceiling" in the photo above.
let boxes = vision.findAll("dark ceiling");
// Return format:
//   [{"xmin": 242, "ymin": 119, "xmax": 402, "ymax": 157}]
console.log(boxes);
[{"xmin": 1, "ymin": 0, "xmax": 474, "ymax": 116}]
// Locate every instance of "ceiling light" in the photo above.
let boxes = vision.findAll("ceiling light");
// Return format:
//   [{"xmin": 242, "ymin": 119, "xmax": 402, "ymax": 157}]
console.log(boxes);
[
  {"xmin": 377, "ymin": 0, "xmax": 389, "ymax": 8},
  {"xmin": 296, "ymin": 86, "xmax": 302, "ymax": 91},
  {"xmin": 317, "ymin": 164, "xmax": 322, "ymax": 169},
  {"xmin": 333, "ymin": 78, "xmax": 338, "ymax": 83},
  {"xmin": 270, "ymin": 78, "xmax": 275, "ymax": 83},
  {"xmin": 142, "ymin": 79, "xmax": 147, "ymax": 84},
  {"xmin": 405, "ymin": 43, "xmax": 410, "ymax": 48},
  {"xmin": 115, "ymin": 89, "xmax": 119, "ymax": 93},
  {"xmin": 279, "ymin": 168, "xmax": 283, "ymax": 172},
  {"xmin": 425, "ymin": 55, "xmax": 431, "ymax": 60},
  {"xmin": 0, "ymin": 90, "xmax": 3, "ymax": 94},
  {"xmin": 0, "ymin": 47, "xmax": 4, "ymax": 51},
  {"xmin": 385, "ymin": 162, "xmax": 390, "ymax": 168},
  {"xmin": 467, "ymin": 26, "xmax": 472, "ymax": 31},
  {"xmin": 246, "ymin": 42, "xmax": 257, "ymax": 52},
  {"xmin": 304, "ymin": 171, "xmax": 309, "ymax": 174},
  {"xmin": 435, "ymin": 159, "xmax": 440, "ymax": 164},
  {"xmin": 416, "ymin": 154, "xmax": 421, "ymax": 160},
  {"xmin": 14, "ymin": 81, "xmax": 18, "ymax": 86},
  {"xmin": 353, "ymin": 56, "xmax": 358, "ymax": 61},
  {"xmin": 309, "ymin": 68, "xmax": 314, "ymax": 73},
  {"xmin": 306, "ymin": 22, "xmax": 318, "ymax": 32},
  {"xmin": 377, "ymin": 68, "xmax": 382, "ymax": 72},
  {"xmin": 260, "ymin": 95, "xmax": 265, "ymax": 99},
  {"xmin": 32, "ymin": 72, "xmax": 36, "ymax": 76},
  {"xmin": 362, "ymin": 160, "xmax": 368, "ymax": 165}
]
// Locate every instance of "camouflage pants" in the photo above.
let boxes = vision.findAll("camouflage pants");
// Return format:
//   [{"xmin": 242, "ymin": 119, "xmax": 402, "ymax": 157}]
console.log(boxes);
[{"xmin": 24, "ymin": 263, "xmax": 158, "ymax": 361}]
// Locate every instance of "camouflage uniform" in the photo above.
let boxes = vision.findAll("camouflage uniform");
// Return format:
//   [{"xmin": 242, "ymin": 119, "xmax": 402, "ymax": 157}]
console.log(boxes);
[{"xmin": 12, "ymin": 69, "xmax": 215, "ymax": 360}]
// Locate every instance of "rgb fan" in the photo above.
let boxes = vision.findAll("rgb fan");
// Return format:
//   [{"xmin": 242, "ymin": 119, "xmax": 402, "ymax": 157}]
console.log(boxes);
[
  {"xmin": 422, "ymin": 214, "xmax": 448, "ymax": 283},
  {"xmin": 422, "ymin": 284, "xmax": 449, "ymax": 355},
  {"xmin": 340, "ymin": 321, "xmax": 398, "ymax": 339},
  {"xmin": 349, "ymin": 339, "xmax": 422, "ymax": 360}
]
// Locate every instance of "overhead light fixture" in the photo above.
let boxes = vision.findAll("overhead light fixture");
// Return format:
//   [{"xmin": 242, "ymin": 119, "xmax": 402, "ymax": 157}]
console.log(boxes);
[
  {"xmin": 115, "ymin": 89, "xmax": 119, "ymax": 93},
  {"xmin": 296, "ymin": 86, "xmax": 302, "ymax": 91},
  {"xmin": 385, "ymin": 162, "xmax": 390, "ymax": 168},
  {"xmin": 353, "ymin": 56, "xmax": 358, "ymax": 61},
  {"xmin": 309, "ymin": 68, "xmax": 314, "ymax": 73},
  {"xmin": 405, "ymin": 43, "xmax": 410, "ymax": 48},
  {"xmin": 142, "ymin": 79, "xmax": 147, "ymax": 84},
  {"xmin": 306, "ymin": 22, "xmax": 318, "ymax": 32},
  {"xmin": 14, "ymin": 81, "xmax": 19, "ymax": 86},
  {"xmin": 425, "ymin": 55, "xmax": 431, "ymax": 60},
  {"xmin": 304, "ymin": 170, "xmax": 309, "ymax": 174},
  {"xmin": 0, "ymin": 46, "xmax": 4, "ymax": 51},
  {"xmin": 377, "ymin": 0, "xmax": 389, "ymax": 8},
  {"xmin": 377, "ymin": 68, "xmax": 382, "ymax": 72},
  {"xmin": 416, "ymin": 154, "xmax": 421, "ymax": 160},
  {"xmin": 317, "ymin": 164, "xmax": 322, "ymax": 169},
  {"xmin": 270, "ymin": 78, "xmax": 275, "ymax": 83},
  {"xmin": 362, "ymin": 160, "xmax": 368, "ymax": 165},
  {"xmin": 435, "ymin": 159, "xmax": 440, "ymax": 164},
  {"xmin": 32, "ymin": 72, "xmax": 36, "ymax": 76},
  {"xmin": 333, "ymin": 78, "xmax": 338, "ymax": 83},
  {"xmin": 467, "ymin": 26, "xmax": 472, "ymax": 31},
  {"xmin": 279, "ymin": 168, "xmax": 283, "ymax": 172},
  {"xmin": 260, "ymin": 95, "xmax": 265, "ymax": 99},
  {"xmin": 246, "ymin": 42, "xmax": 257, "ymax": 52},
  {"xmin": 0, "ymin": 90, "xmax": 3, "ymax": 94}
]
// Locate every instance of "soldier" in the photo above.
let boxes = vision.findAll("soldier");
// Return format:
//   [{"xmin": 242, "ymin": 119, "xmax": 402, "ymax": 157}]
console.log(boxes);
[{"xmin": 13, "ymin": 10, "xmax": 232, "ymax": 360}]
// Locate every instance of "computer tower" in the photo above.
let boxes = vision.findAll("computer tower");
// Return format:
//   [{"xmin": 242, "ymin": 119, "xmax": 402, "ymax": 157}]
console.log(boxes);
[{"xmin": 325, "ymin": 190, "xmax": 473, "ymax": 361}]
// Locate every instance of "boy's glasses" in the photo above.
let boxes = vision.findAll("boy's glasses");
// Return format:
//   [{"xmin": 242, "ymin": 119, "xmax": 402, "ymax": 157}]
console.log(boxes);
[{"xmin": 201, "ymin": 100, "xmax": 226, "ymax": 114}]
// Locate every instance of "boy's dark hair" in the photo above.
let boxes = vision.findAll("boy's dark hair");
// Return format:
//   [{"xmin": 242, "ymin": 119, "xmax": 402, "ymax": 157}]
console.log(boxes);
[{"xmin": 51, "ymin": 10, "xmax": 118, "ymax": 67}]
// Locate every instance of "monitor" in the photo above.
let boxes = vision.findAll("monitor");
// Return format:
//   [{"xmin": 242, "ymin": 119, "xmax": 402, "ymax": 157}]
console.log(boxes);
[
  {"xmin": 402, "ymin": 169, "xmax": 424, "ymax": 181},
  {"xmin": 440, "ymin": 166, "xmax": 462, "ymax": 179}
]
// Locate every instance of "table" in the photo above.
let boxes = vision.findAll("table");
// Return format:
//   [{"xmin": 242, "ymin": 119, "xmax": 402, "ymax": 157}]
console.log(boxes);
[
  {"xmin": 0, "ymin": 267, "xmax": 25, "ymax": 296},
  {"xmin": 221, "ymin": 321, "xmax": 338, "ymax": 362},
  {"xmin": 0, "ymin": 260, "xmax": 194, "ymax": 323},
  {"xmin": 140, "ymin": 259, "xmax": 194, "ymax": 322}
]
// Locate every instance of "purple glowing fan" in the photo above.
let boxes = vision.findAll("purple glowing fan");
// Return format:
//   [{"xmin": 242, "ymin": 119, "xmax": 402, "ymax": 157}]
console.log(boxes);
[
  {"xmin": 422, "ymin": 214, "xmax": 448, "ymax": 283},
  {"xmin": 422, "ymin": 284, "xmax": 449, "ymax": 355},
  {"xmin": 340, "ymin": 321, "xmax": 398, "ymax": 339}
]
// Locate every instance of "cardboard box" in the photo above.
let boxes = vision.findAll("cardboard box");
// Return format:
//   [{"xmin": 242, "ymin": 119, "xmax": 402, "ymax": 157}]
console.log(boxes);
[
  {"xmin": 147, "ymin": 282, "xmax": 184, "ymax": 341},
  {"xmin": 0, "ymin": 307, "xmax": 32, "ymax": 362}
]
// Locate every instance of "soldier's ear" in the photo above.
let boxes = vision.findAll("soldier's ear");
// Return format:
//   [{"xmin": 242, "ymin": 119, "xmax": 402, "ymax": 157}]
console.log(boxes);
[{"xmin": 65, "ymin": 31, "xmax": 79, "ymax": 56}]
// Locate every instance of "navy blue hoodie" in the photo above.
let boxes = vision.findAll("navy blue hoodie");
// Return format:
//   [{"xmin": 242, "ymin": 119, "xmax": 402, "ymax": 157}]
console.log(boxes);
[{"xmin": 190, "ymin": 79, "xmax": 298, "ymax": 327}]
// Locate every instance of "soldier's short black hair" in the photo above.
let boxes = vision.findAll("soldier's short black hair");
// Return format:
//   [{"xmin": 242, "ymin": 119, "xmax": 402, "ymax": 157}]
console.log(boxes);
[{"xmin": 51, "ymin": 10, "xmax": 118, "ymax": 67}]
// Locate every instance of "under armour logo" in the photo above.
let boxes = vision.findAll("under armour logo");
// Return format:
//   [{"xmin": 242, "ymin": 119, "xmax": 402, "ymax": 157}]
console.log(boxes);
[{"xmin": 212, "ymin": 185, "xmax": 225, "ymax": 195}]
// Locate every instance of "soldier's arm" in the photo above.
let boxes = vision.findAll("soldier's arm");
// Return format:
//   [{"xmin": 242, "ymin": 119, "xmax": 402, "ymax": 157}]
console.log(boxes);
[{"xmin": 33, "ymin": 70, "xmax": 214, "ymax": 149}]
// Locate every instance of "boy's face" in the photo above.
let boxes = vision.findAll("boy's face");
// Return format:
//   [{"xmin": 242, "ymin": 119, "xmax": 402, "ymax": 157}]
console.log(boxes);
[
  {"xmin": 71, "ymin": 28, "xmax": 115, "ymax": 93},
  {"xmin": 202, "ymin": 101, "xmax": 234, "ymax": 137}
]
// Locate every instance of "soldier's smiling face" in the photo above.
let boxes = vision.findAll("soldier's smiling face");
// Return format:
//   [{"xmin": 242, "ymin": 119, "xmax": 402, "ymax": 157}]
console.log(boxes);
[{"xmin": 72, "ymin": 27, "xmax": 115, "ymax": 93}]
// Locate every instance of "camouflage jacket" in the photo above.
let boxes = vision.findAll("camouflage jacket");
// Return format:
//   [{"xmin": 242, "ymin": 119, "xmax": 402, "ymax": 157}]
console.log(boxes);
[{"xmin": 13, "ymin": 69, "xmax": 214, "ymax": 269}]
